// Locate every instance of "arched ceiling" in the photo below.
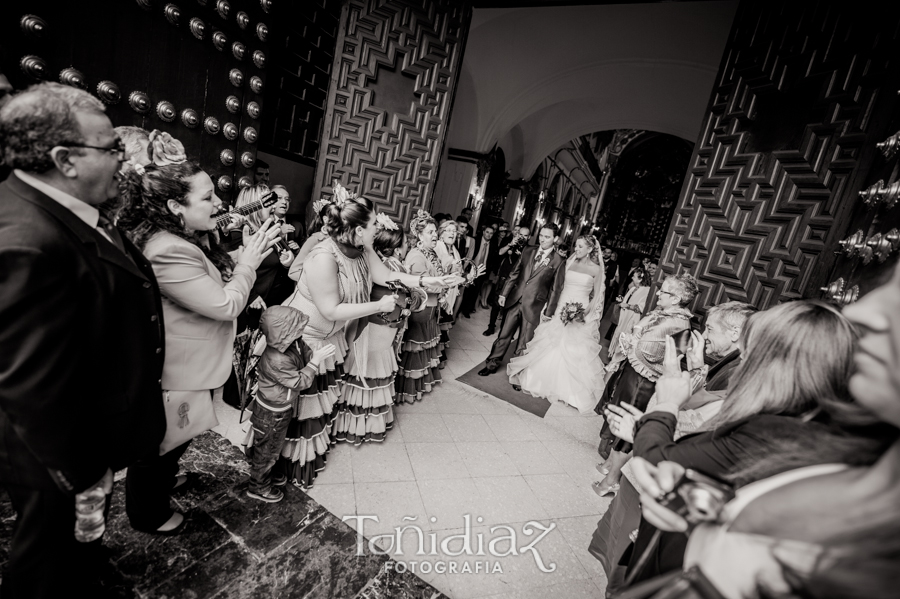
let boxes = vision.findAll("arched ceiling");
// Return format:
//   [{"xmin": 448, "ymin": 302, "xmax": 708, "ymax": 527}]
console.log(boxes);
[{"xmin": 446, "ymin": 1, "xmax": 739, "ymax": 179}]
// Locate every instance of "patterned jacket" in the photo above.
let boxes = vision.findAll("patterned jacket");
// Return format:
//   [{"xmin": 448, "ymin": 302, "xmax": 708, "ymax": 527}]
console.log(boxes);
[{"xmin": 618, "ymin": 306, "xmax": 693, "ymax": 382}]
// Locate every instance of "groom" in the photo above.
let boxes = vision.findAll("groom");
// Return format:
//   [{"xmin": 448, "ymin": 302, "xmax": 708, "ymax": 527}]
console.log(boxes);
[{"xmin": 478, "ymin": 223, "xmax": 565, "ymax": 382}]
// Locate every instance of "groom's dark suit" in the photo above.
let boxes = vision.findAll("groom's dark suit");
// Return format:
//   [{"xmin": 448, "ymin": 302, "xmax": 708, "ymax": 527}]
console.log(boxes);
[{"xmin": 482, "ymin": 245, "xmax": 566, "ymax": 369}]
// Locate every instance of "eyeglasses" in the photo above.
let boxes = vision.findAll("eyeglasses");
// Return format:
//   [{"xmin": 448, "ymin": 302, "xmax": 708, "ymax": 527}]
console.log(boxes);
[
  {"xmin": 61, "ymin": 139, "xmax": 126, "ymax": 161},
  {"xmin": 658, "ymin": 289, "xmax": 676, "ymax": 298}
]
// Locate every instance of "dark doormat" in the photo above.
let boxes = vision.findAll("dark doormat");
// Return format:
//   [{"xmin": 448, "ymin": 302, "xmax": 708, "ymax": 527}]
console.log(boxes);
[{"xmin": 456, "ymin": 344, "xmax": 552, "ymax": 418}]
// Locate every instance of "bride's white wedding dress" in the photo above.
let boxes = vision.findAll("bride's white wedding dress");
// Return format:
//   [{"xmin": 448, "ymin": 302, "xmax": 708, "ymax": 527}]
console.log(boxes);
[{"xmin": 507, "ymin": 268, "xmax": 606, "ymax": 414}]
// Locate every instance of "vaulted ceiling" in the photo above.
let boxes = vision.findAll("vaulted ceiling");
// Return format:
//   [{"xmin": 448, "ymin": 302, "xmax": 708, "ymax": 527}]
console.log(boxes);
[{"xmin": 446, "ymin": 1, "xmax": 738, "ymax": 179}]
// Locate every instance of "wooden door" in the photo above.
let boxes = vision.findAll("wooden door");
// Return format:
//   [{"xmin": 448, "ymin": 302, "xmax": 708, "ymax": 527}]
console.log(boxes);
[
  {"xmin": 3, "ymin": 0, "xmax": 273, "ymax": 205},
  {"xmin": 313, "ymin": 0, "xmax": 472, "ymax": 226},
  {"xmin": 661, "ymin": 0, "xmax": 900, "ymax": 313}
]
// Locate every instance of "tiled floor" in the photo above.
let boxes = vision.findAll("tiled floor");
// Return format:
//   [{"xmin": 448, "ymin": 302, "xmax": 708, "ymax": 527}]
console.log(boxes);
[{"xmin": 214, "ymin": 307, "xmax": 615, "ymax": 599}]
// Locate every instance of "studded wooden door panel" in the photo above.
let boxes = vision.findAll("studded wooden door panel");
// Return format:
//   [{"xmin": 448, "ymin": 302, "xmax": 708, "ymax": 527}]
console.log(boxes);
[
  {"xmin": 661, "ymin": 1, "xmax": 900, "ymax": 312},
  {"xmin": 313, "ymin": 0, "xmax": 472, "ymax": 225},
  {"xmin": 3, "ymin": 0, "xmax": 272, "ymax": 205}
]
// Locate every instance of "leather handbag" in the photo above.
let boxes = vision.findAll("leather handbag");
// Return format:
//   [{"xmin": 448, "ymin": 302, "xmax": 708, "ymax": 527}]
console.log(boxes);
[{"xmin": 159, "ymin": 388, "xmax": 220, "ymax": 455}]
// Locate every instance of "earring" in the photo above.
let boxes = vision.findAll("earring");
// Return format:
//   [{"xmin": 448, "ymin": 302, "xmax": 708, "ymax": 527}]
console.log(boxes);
[{"xmin": 176, "ymin": 213, "xmax": 185, "ymax": 229}]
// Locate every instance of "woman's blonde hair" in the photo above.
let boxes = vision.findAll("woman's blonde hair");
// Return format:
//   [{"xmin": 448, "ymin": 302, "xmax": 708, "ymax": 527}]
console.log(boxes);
[
  {"xmin": 576, "ymin": 235, "xmax": 601, "ymax": 264},
  {"xmin": 710, "ymin": 300, "xmax": 857, "ymax": 429},
  {"xmin": 235, "ymin": 184, "xmax": 271, "ymax": 230},
  {"xmin": 437, "ymin": 220, "xmax": 457, "ymax": 239}
]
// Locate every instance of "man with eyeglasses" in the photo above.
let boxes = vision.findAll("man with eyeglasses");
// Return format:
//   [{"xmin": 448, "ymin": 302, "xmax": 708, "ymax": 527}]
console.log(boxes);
[{"xmin": 0, "ymin": 82, "xmax": 166, "ymax": 597}]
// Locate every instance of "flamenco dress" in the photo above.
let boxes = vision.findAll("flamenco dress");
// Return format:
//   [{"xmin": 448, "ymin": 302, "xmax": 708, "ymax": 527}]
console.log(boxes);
[
  {"xmin": 338, "ymin": 254, "xmax": 410, "ymax": 443},
  {"xmin": 395, "ymin": 247, "xmax": 444, "ymax": 403},
  {"xmin": 274, "ymin": 237, "xmax": 368, "ymax": 487}
]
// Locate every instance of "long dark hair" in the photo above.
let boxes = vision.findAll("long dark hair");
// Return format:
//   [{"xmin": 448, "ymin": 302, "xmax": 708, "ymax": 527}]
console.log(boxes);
[
  {"xmin": 632, "ymin": 267, "xmax": 651, "ymax": 287},
  {"xmin": 374, "ymin": 227, "xmax": 405, "ymax": 257},
  {"xmin": 117, "ymin": 162, "xmax": 235, "ymax": 279},
  {"xmin": 324, "ymin": 197, "xmax": 374, "ymax": 246}
]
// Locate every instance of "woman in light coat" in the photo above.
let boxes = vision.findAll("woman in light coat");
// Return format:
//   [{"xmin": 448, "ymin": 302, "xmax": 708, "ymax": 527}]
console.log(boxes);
[{"xmin": 119, "ymin": 138, "xmax": 278, "ymax": 534}]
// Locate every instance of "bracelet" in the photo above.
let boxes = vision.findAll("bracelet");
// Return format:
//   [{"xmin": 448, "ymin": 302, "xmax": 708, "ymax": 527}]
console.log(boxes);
[{"xmin": 418, "ymin": 274, "xmax": 425, "ymax": 288}]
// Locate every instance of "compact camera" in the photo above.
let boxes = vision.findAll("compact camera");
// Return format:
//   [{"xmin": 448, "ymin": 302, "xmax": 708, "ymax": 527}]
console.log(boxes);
[{"xmin": 657, "ymin": 468, "xmax": 735, "ymax": 526}]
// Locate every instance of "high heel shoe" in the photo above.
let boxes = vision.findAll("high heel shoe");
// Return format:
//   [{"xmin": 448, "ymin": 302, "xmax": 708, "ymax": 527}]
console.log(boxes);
[
  {"xmin": 595, "ymin": 463, "xmax": 610, "ymax": 476},
  {"xmin": 592, "ymin": 480, "xmax": 620, "ymax": 497}
]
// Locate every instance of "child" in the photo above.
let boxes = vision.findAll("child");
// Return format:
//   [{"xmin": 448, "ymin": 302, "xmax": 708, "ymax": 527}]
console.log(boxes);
[{"xmin": 245, "ymin": 305, "xmax": 335, "ymax": 503}]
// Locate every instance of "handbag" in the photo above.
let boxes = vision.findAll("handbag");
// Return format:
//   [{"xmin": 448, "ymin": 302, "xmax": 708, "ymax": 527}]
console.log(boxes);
[{"xmin": 159, "ymin": 388, "xmax": 220, "ymax": 455}]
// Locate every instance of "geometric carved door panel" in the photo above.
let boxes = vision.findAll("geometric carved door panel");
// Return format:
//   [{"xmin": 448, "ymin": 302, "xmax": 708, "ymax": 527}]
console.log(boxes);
[
  {"xmin": 662, "ymin": 1, "xmax": 900, "ymax": 312},
  {"xmin": 313, "ymin": 0, "xmax": 472, "ymax": 226}
]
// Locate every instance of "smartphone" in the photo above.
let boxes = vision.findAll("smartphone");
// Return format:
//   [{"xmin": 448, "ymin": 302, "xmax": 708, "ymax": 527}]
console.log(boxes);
[{"xmin": 671, "ymin": 329, "xmax": 694, "ymax": 371}]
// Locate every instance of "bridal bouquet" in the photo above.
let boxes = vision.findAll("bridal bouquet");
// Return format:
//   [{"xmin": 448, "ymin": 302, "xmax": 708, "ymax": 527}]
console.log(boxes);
[{"xmin": 559, "ymin": 302, "xmax": 586, "ymax": 326}]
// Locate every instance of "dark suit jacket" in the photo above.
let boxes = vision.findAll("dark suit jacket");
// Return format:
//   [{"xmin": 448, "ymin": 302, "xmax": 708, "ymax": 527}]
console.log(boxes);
[
  {"xmin": 501, "ymin": 245, "xmax": 566, "ymax": 324},
  {"xmin": 627, "ymin": 411, "xmax": 831, "ymax": 582},
  {"xmin": 469, "ymin": 234, "xmax": 500, "ymax": 275},
  {"xmin": 705, "ymin": 349, "xmax": 741, "ymax": 392},
  {"xmin": 0, "ymin": 174, "xmax": 166, "ymax": 494}
]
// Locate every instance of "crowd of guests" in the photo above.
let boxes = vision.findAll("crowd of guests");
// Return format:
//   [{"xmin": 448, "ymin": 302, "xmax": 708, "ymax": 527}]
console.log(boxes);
[
  {"xmin": 0, "ymin": 81, "xmax": 897, "ymax": 599},
  {"xmin": 588, "ymin": 271, "xmax": 899, "ymax": 597}
]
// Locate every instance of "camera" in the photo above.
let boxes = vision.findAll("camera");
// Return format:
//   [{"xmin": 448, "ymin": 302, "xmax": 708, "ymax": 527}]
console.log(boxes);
[{"xmin": 657, "ymin": 469, "xmax": 734, "ymax": 526}]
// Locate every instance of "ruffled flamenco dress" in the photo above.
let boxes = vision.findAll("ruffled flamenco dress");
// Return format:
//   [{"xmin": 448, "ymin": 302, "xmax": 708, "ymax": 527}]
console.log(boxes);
[
  {"xmin": 338, "ymin": 254, "xmax": 411, "ymax": 443},
  {"xmin": 395, "ymin": 246, "xmax": 444, "ymax": 403},
  {"xmin": 278, "ymin": 237, "xmax": 368, "ymax": 487}
]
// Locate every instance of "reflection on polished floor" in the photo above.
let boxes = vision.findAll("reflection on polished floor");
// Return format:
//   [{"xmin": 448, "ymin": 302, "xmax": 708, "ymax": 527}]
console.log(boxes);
[
  {"xmin": 0, "ymin": 308, "xmax": 613, "ymax": 599},
  {"xmin": 214, "ymin": 308, "xmax": 613, "ymax": 599}
]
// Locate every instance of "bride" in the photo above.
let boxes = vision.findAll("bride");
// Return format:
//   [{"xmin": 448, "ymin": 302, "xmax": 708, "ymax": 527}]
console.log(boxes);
[{"xmin": 507, "ymin": 235, "xmax": 607, "ymax": 414}]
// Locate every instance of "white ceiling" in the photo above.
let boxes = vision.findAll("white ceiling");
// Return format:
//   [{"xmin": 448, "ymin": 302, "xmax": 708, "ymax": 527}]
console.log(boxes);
[{"xmin": 446, "ymin": 1, "xmax": 739, "ymax": 178}]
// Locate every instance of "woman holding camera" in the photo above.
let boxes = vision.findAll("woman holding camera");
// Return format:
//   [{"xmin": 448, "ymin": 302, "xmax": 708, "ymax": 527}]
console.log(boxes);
[{"xmin": 605, "ymin": 300, "xmax": 892, "ymax": 590}]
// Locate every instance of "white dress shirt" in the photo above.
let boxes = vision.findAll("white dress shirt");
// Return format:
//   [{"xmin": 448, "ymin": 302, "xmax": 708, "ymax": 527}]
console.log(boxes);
[{"xmin": 534, "ymin": 246, "xmax": 552, "ymax": 265}]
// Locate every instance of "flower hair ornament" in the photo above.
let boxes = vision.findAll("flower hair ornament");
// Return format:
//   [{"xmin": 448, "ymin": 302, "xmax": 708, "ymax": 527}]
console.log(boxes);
[
  {"xmin": 375, "ymin": 213, "xmax": 398, "ymax": 231},
  {"xmin": 409, "ymin": 209, "xmax": 433, "ymax": 234},
  {"xmin": 147, "ymin": 130, "xmax": 187, "ymax": 167},
  {"xmin": 332, "ymin": 179, "xmax": 359, "ymax": 208},
  {"xmin": 311, "ymin": 199, "xmax": 329, "ymax": 215}
]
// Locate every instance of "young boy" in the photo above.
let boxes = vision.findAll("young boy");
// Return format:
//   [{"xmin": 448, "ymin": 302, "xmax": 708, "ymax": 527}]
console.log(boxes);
[{"xmin": 245, "ymin": 305, "xmax": 335, "ymax": 503}]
